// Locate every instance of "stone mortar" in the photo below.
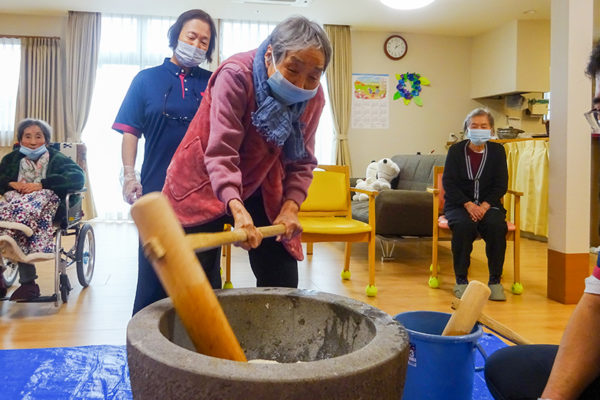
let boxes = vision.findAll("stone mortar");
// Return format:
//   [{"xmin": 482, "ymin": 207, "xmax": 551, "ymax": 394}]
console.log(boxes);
[{"xmin": 127, "ymin": 287, "xmax": 409, "ymax": 400}]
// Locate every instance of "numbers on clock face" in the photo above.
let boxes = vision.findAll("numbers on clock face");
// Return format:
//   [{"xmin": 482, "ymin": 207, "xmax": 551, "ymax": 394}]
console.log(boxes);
[{"xmin": 385, "ymin": 36, "xmax": 407, "ymax": 59}]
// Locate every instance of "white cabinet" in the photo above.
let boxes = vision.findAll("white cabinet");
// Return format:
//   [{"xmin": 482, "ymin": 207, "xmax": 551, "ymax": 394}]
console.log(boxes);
[{"xmin": 470, "ymin": 20, "xmax": 550, "ymax": 99}]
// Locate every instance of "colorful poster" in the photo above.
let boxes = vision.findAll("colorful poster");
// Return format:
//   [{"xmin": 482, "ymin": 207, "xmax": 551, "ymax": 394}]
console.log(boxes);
[{"xmin": 352, "ymin": 74, "xmax": 389, "ymax": 129}]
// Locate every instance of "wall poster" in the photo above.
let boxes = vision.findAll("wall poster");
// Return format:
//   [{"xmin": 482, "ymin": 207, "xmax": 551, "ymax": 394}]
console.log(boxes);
[{"xmin": 351, "ymin": 73, "xmax": 389, "ymax": 129}]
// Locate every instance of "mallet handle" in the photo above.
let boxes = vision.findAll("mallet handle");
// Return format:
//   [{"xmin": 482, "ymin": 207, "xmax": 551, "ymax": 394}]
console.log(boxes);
[
  {"xmin": 451, "ymin": 299, "xmax": 533, "ymax": 345},
  {"xmin": 131, "ymin": 192, "xmax": 247, "ymax": 362},
  {"xmin": 186, "ymin": 224, "xmax": 286, "ymax": 252},
  {"xmin": 442, "ymin": 280, "xmax": 491, "ymax": 336}
]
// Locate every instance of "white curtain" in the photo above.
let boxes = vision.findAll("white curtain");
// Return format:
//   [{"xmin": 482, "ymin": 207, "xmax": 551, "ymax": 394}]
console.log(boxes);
[
  {"xmin": 219, "ymin": 19, "xmax": 278, "ymax": 61},
  {"xmin": 0, "ymin": 38, "xmax": 20, "ymax": 147},
  {"xmin": 82, "ymin": 14, "xmax": 175, "ymax": 221}
]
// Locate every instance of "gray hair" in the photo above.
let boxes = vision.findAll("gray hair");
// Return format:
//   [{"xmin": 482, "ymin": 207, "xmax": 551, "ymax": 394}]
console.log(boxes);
[
  {"xmin": 463, "ymin": 108, "xmax": 495, "ymax": 132},
  {"xmin": 16, "ymin": 118, "xmax": 52, "ymax": 144},
  {"xmin": 270, "ymin": 15, "xmax": 332, "ymax": 71}
]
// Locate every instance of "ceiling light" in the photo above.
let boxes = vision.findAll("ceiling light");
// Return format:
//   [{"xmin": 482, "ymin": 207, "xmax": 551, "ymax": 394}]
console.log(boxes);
[
  {"xmin": 523, "ymin": 9, "xmax": 537, "ymax": 15},
  {"xmin": 380, "ymin": 0, "xmax": 435, "ymax": 10}
]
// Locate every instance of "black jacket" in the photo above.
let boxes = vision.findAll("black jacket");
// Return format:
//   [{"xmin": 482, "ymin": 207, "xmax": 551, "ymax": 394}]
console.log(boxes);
[{"xmin": 442, "ymin": 140, "xmax": 508, "ymax": 213}]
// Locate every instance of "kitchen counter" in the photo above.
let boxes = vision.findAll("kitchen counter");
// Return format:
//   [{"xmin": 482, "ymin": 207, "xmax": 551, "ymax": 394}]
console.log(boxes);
[
  {"xmin": 446, "ymin": 136, "xmax": 548, "ymax": 148},
  {"xmin": 492, "ymin": 136, "xmax": 549, "ymax": 143}
]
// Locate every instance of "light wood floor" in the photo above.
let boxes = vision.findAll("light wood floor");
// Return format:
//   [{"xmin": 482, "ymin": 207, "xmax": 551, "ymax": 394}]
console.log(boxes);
[{"xmin": 0, "ymin": 221, "xmax": 593, "ymax": 349}]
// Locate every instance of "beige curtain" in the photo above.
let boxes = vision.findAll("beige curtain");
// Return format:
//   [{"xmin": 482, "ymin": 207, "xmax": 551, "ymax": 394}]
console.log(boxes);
[
  {"xmin": 324, "ymin": 25, "xmax": 352, "ymax": 168},
  {"xmin": 65, "ymin": 11, "xmax": 100, "ymax": 141},
  {"xmin": 503, "ymin": 140, "xmax": 549, "ymax": 237},
  {"xmin": 207, "ymin": 18, "xmax": 221, "ymax": 71},
  {"xmin": 65, "ymin": 11, "xmax": 101, "ymax": 220},
  {"xmin": 14, "ymin": 37, "xmax": 66, "ymax": 141}
]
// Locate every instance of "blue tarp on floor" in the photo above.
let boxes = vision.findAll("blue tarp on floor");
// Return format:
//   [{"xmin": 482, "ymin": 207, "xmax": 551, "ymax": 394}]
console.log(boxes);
[
  {"xmin": 473, "ymin": 333, "xmax": 508, "ymax": 400},
  {"xmin": 0, "ymin": 333, "xmax": 507, "ymax": 400},
  {"xmin": 0, "ymin": 345, "xmax": 132, "ymax": 400}
]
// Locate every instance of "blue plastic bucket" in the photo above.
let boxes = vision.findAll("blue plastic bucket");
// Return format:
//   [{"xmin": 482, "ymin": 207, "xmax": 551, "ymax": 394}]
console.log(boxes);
[{"xmin": 393, "ymin": 311, "xmax": 483, "ymax": 400}]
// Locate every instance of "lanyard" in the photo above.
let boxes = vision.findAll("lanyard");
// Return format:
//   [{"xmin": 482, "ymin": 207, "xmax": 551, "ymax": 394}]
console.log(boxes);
[{"xmin": 464, "ymin": 144, "xmax": 487, "ymax": 205}]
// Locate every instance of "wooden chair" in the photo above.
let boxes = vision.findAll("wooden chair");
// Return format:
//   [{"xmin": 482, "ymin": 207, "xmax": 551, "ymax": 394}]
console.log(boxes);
[
  {"xmin": 298, "ymin": 165, "xmax": 378, "ymax": 296},
  {"xmin": 427, "ymin": 166, "xmax": 523, "ymax": 294}
]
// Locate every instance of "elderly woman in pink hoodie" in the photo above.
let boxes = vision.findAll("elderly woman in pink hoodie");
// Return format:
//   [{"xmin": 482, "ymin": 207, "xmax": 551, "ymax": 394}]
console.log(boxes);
[{"xmin": 159, "ymin": 16, "xmax": 331, "ymax": 308}]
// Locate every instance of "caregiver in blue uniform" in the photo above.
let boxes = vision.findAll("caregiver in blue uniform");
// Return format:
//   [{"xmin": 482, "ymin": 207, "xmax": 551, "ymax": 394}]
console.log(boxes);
[{"xmin": 112, "ymin": 9, "xmax": 216, "ymax": 315}]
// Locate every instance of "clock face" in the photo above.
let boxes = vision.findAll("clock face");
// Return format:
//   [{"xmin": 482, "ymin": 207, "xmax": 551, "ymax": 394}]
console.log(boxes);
[{"xmin": 384, "ymin": 35, "xmax": 407, "ymax": 60}]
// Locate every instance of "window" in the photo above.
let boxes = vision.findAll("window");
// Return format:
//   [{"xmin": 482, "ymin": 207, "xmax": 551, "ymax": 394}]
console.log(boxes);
[
  {"xmin": 82, "ymin": 15, "xmax": 176, "ymax": 220},
  {"xmin": 219, "ymin": 20, "xmax": 278, "ymax": 61},
  {"xmin": 84, "ymin": 16, "xmax": 335, "ymax": 220},
  {"xmin": 315, "ymin": 78, "xmax": 335, "ymax": 165},
  {"xmin": 0, "ymin": 38, "xmax": 21, "ymax": 147},
  {"xmin": 220, "ymin": 19, "xmax": 335, "ymax": 165}
]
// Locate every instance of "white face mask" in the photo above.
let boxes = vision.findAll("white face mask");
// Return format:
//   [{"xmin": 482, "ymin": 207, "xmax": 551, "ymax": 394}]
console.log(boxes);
[
  {"xmin": 19, "ymin": 144, "xmax": 48, "ymax": 160},
  {"xmin": 266, "ymin": 54, "xmax": 319, "ymax": 106},
  {"xmin": 174, "ymin": 40, "xmax": 206, "ymax": 67},
  {"xmin": 466, "ymin": 128, "xmax": 491, "ymax": 145}
]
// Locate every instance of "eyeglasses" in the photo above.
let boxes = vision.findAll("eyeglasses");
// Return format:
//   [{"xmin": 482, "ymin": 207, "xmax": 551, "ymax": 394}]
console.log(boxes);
[
  {"xmin": 584, "ymin": 110, "xmax": 600, "ymax": 133},
  {"xmin": 162, "ymin": 85, "xmax": 200, "ymax": 123}
]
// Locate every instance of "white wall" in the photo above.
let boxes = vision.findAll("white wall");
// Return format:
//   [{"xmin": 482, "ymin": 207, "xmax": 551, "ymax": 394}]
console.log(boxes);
[
  {"xmin": 470, "ymin": 21, "xmax": 518, "ymax": 99},
  {"xmin": 0, "ymin": 14, "xmax": 545, "ymax": 177},
  {"xmin": 517, "ymin": 20, "xmax": 551, "ymax": 93},
  {"xmin": 0, "ymin": 13, "xmax": 67, "ymax": 38},
  {"xmin": 349, "ymin": 30, "xmax": 478, "ymax": 176}
]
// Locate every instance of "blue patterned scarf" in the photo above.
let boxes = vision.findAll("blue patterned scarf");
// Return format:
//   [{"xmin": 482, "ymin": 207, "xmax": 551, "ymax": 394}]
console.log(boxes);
[{"xmin": 251, "ymin": 37, "xmax": 308, "ymax": 161}]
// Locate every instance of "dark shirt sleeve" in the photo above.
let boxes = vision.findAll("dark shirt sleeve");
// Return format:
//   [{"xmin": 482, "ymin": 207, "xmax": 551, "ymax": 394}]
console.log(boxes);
[
  {"xmin": 442, "ymin": 144, "xmax": 471, "ymax": 207},
  {"xmin": 112, "ymin": 72, "xmax": 146, "ymax": 136}
]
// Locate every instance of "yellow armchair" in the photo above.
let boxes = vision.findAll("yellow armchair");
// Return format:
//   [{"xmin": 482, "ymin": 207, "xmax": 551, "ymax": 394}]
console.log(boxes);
[{"xmin": 299, "ymin": 165, "xmax": 379, "ymax": 296}]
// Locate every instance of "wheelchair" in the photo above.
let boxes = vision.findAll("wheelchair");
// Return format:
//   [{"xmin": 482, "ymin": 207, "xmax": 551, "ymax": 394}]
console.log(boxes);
[{"xmin": 0, "ymin": 142, "xmax": 95, "ymax": 306}]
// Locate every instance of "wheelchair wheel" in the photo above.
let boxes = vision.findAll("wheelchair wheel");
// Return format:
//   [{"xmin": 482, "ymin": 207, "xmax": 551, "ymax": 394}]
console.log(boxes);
[
  {"xmin": 59, "ymin": 273, "xmax": 72, "ymax": 303},
  {"xmin": 1, "ymin": 258, "xmax": 18, "ymax": 288},
  {"xmin": 76, "ymin": 224, "xmax": 95, "ymax": 287}
]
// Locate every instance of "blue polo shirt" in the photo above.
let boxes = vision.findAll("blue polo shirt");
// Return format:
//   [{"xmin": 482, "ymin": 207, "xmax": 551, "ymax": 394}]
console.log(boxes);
[{"xmin": 112, "ymin": 58, "xmax": 211, "ymax": 194}]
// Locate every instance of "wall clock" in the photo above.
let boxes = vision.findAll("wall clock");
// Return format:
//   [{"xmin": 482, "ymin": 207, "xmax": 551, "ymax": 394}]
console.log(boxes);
[{"xmin": 384, "ymin": 35, "xmax": 407, "ymax": 60}]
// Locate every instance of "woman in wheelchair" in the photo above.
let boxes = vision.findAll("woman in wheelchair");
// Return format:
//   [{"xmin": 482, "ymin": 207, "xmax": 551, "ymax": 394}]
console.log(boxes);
[{"xmin": 0, "ymin": 118, "xmax": 84, "ymax": 301}]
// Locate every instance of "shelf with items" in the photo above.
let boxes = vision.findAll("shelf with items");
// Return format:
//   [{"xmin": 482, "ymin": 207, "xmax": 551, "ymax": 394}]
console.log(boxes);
[
  {"xmin": 446, "ymin": 137, "xmax": 548, "ymax": 149},
  {"xmin": 491, "ymin": 137, "xmax": 548, "ymax": 144}
]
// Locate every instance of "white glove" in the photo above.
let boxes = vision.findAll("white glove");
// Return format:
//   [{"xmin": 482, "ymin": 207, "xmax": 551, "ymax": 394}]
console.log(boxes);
[{"xmin": 121, "ymin": 165, "xmax": 142, "ymax": 204}]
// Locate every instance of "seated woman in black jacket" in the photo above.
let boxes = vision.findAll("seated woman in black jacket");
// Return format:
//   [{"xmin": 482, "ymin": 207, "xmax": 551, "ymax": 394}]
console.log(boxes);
[
  {"xmin": 0, "ymin": 118, "xmax": 84, "ymax": 301},
  {"xmin": 442, "ymin": 108, "xmax": 508, "ymax": 301}
]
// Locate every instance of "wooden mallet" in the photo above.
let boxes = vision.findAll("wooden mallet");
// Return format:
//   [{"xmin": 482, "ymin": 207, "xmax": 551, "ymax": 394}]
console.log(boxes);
[
  {"xmin": 130, "ymin": 192, "xmax": 286, "ymax": 362},
  {"xmin": 450, "ymin": 298, "xmax": 532, "ymax": 345},
  {"xmin": 442, "ymin": 280, "xmax": 490, "ymax": 336}
]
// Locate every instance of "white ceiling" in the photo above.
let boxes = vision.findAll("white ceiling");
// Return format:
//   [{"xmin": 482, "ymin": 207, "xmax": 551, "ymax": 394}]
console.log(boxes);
[{"xmin": 0, "ymin": 0, "xmax": 554, "ymax": 37}]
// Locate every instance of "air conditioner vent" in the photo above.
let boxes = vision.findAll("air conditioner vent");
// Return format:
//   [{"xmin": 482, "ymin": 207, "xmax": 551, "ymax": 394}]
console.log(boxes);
[{"xmin": 235, "ymin": 0, "xmax": 312, "ymax": 7}]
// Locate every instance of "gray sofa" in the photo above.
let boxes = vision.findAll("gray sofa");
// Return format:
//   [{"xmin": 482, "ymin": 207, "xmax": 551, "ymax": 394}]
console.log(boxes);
[{"xmin": 352, "ymin": 154, "xmax": 446, "ymax": 259}]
